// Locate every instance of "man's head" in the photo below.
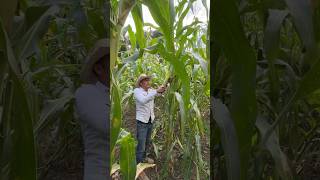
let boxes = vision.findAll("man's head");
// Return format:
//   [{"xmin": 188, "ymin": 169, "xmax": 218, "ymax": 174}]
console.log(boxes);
[
  {"xmin": 93, "ymin": 54, "xmax": 109, "ymax": 86},
  {"xmin": 81, "ymin": 39, "xmax": 109, "ymax": 85},
  {"xmin": 139, "ymin": 78, "xmax": 151, "ymax": 90},
  {"xmin": 136, "ymin": 74, "xmax": 151, "ymax": 91}
]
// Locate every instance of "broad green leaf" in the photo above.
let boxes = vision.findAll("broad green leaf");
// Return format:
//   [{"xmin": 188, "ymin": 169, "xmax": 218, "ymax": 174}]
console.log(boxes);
[
  {"xmin": 158, "ymin": 43, "xmax": 190, "ymax": 108},
  {"xmin": 127, "ymin": 25, "xmax": 136, "ymax": 50},
  {"xmin": 143, "ymin": 0, "xmax": 174, "ymax": 51},
  {"xmin": 192, "ymin": 51, "xmax": 208, "ymax": 77},
  {"xmin": 175, "ymin": 92, "xmax": 186, "ymax": 139},
  {"xmin": 0, "ymin": 20, "xmax": 19, "ymax": 74},
  {"xmin": 87, "ymin": 9, "xmax": 107, "ymax": 38},
  {"xmin": 111, "ymin": 73, "xmax": 122, "ymax": 152},
  {"xmin": 212, "ymin": 0, "xmax": 257, "ymax": 178},
  {"xmin": 122, "ymin": 50, "xmax": 140, "ymax": 63},
  {"xmin": 176, "ymin": 27, "xmax": 196, "ymax": 57},
  {"xmin": 116, "ymin": 128, "xmax": 131, "ymax": 144},
  {"xmin": 262, "ymin": 51, "xmax": 320, "ymax": 147},
  {"xmin": 176, "ymin": 20, "xmax": 200, "ymax": 39},
  {"xmin": 34, "ymin": 95, "xmax": 74, "ymax": 136},
  {"xmin": 131, "ymin": 3, "xmax": 146, "ymax": 49},
  {"xmin": 212, "ymin": 98, "xmax": 240, "ymax": 180},
  {"xmin": 144, "ymin": 43, "xmax": 159, "ymax": 54},
  {"xmin": 256, "ymin": 117, "xmax": 292, "ymax": 179},
  {"xmin": 195, "ymin": 134, "xmax": 204, "ymax": 167},
  {"xmin": 111, "ymin": 0, "xmax": 136, "ymax": 69},
  {"xmin": 152, "ymin": 142, "xmax": 160, "ymax": 158},
  {"xmin": 118, "ymin": 0, "xmax": 137, "ymax": 26},
  {"xmin": 73, "ymin": 5, "xmax": 94, "ymax": 49},
  {"xmin": 264, "ymin": 9, "xmax": 288, "ymax": 105},
  {"xmin": 264, "ymin": 10, "xmax": 288, "ymax": 60},
  {"xmin": 169, "ymin": 0, "xmax": 175, "ymax": 27},
  {"xmin": 0, "ymin": 20, "xmax": 36, "ymax": 180},
  {"xmin": 175, "ymin": 0, "xmax": 190, "ymax": 35},
  {"xmin": 15, "ymin": 5, "xmax": 59, "ymax": 63},
  {"xmin": 263, "ymin": 51, "xmax": 320, "ymax": 145},
  {"xmin": 119, "ymin": 134, "xmax": 137, "ymax": 180},
  {"xmin": 201, "ymin": 0, "xmax": 209, "ymax": 18},
  {"xmin": 121, "ymin": 89, "xmax": 133, "ymax": 103},
  {"xmin": 144, "ymin": 22, "xmax": 159, "ymax": 30},
  {"xmin": 284, "ymin": 0, "xmax": 316, "ymax": 51},
  {"xmin": 191, "ymin": 99, "xmax": 205, "ymax": 135}
]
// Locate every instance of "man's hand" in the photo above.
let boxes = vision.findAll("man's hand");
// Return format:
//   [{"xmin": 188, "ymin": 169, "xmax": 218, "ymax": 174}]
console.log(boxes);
[{"xmin": 156, "ymin": 85, "xmax": 166, "ymax": 93}]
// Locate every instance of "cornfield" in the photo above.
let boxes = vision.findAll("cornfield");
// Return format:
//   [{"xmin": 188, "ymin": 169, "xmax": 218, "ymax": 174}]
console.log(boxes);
[
  {"xmin": 212, "ymin": 0, "xmax": 320, "ymax": 179},
  {"xmin": 1, "ymin": 0, "xmax": 320, "ymax": 180},
  {"xmin": 0, "ymin": 0, "xmax": 108, "ymax": 179},
  {"xmin": 110, "ymin": 0, "xmax": 210, "ymax": 179}
]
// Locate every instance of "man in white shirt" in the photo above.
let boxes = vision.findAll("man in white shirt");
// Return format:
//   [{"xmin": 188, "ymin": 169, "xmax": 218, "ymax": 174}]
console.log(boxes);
[
  {"xmin": 75, "ymin": 39, "xmax": 110, "ymax": 180},
  {"xmin": 134, "ymin": 74, "xmax": 166, "ymax": 164}
]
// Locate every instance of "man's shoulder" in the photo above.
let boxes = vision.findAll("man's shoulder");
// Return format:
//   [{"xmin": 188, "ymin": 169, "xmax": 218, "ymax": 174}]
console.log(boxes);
[
  {"xmin": 133, "ymin": 87, "xmax": 141, "ymax": 93},
  {"xmin": 75, "ymin": 84, "xmax": 99, "ymax": 99}
]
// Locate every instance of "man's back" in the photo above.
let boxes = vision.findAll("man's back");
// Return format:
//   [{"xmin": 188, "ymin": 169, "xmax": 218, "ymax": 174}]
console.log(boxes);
[{"xmin": 75, "ymin": 82, "xmax": 109, "ymax": 180}]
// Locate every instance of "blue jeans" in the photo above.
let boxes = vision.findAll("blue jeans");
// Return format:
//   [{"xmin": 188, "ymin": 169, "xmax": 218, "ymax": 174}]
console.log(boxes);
[{"xmin": 136, "ymin": 120, "xmax": 153, "ymax": 163}]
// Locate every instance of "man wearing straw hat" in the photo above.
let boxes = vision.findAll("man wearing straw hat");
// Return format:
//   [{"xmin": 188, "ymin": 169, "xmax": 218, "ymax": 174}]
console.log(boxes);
[
  {"xmin": 75, "ymin": 39, "xmax": 109, "ymax": 180},
  {"xmin": 134, "ymin": 74, "xmax": 166, "ymax": 164}
]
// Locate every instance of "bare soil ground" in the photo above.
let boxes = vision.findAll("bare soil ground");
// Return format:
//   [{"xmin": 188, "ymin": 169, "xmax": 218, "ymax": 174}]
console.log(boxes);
[{"xmin": 37, "ymin": 123, "xmax": 84, "ymax": 180}]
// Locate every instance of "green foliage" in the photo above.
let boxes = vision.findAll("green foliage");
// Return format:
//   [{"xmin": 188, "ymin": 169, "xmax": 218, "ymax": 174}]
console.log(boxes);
[
  {"xmin": 212, "ymin": 0, "xmax": 320, "ymax": 179},
  {"xmin": 0, "ymin": 0, "xmax": 109, "ymax": 179},
  {"xmin": 111, "ymin": 0, "xmax": 210, "ymax": 179},
  {"xmin": 119, "ymin": 134, "xmax": 137, "ymax": 180},
  {"xmin": 213, "ymin": 0, "xmax": 257, "ymax": 178}
]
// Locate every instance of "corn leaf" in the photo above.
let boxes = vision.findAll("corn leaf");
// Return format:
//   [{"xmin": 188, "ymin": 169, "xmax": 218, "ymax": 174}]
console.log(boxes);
[
  {"xmin": 119, "ymin": 134, "xmax": 137, "ymax": 180},
  {"xmin": 127, "ymin": 25, "xmax": 136, "ymax": 50},
  {"xmin": 284, "ymin": 0, "xmax": 316, "ymax": 51},
  {"xmin": 0, "ymin": 20, "xmax": 36, "ymax": 180},
  {"xmin": 212, "ymin": 98, "xmax": 240, "ymax": 180},
  {"xmin": 111, "ymin": 73, "xmax": 122, "ymax": 153},
  {"xmin": 212, "ymin": 0, "xmax": 257, "ymax": 178},
  {"xmin": 256, "ymin": 117, "xmax": 292, "ymax": 179},
  {"xmin": 143, "ymin": 0, "xmax": 174, "ymax": 51},
  {"xmin": 15, "ymin": 5, "xmax": 59, "ymax": 63},
  {"xmin": 131, "ymin": 3, "xmax": 146, "ymax": 49},
  {"xmin": 34, "ymin": 95, "xmax": 74, "ymax": 136},
  {"xmin": 264, "ymin": 9, "xmax": 288, "ymax": 106}
]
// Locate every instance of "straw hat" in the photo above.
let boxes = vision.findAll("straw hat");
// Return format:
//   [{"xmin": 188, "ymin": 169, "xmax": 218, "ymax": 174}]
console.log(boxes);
[
  {"xmin": 81, "ymin": 39, "xmax": 109, "ymax": 84},
  {"xmin": 136, "ymin": 74, "xmax": 152, "ymax": 88}
]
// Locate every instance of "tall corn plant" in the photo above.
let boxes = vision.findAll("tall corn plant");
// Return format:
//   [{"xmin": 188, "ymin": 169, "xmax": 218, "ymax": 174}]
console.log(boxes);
[
  {"xmin": 0, "ymin": 3, "xmax": 61, "ymax": 178},
  {"xmin": 110, "ymin": 0, "xmax": 138, "ymax": 179},
  {"xmin": 1, "ymin": 0, "xmax": 108, "ymax": 179},
  {"xmin": 0, "ymin": 21, "xmax": 37, "ymax": 180},
  {"xmin": 129, "ymin": 0, "xmax": 209, "ymax": 178},
  {"xmin": 212, "ymin": 0, "xmax": 320, "ymax": 179},
  {"xmin": 111, "ymin": 0, "xmax": 209, "ymax": 179}
]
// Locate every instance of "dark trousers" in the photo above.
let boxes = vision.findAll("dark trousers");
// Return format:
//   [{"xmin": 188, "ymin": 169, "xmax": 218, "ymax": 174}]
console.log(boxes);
[{"xmin": 136, "ymin": 119, "xmax": 153, "ymax": 164}]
